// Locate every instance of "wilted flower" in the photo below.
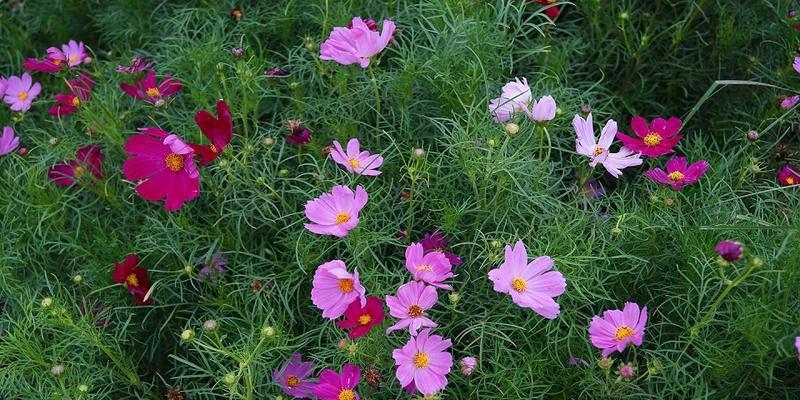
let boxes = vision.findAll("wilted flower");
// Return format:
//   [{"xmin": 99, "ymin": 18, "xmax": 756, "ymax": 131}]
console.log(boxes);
[
  {"xmin": 230, "ymin": 7, "xmax": 243, "ymax": 21},
  {"xmin": 420, "ymin": 231, "xmax": 463, "ymax": 266},
  {"xmin": 196, "ymin": 252, "xmax": 227, "ymax": 283},
  {"xmin": 112, "ymin": 254, "xmax": 153, "ymax": 305},
  {"xmin": 363, "ymin": 365, "xmax": 383, "ymax": 388},
  {"xmin": 265, "ymin": 67, "xmax": 288, "ymax": 79},
  {"xmin": 116, "ymin": 56, "xmax": 155, "ymax": 74},
  {"xmin": 567, "ymin": 357, "xmax": 589, "ymax": 367},
  {"xmin": 780, "ymin": 95, "xmax": 799, "ymax": 110},
  {"xmin": 286, "ymin": 120, "xmax": 312, "ymax": 145}
]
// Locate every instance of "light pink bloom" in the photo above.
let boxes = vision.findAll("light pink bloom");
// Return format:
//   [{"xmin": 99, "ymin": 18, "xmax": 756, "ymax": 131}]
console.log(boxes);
[
  {"xmin": 780, "ymin": 95, "xmax": 799, "ymax": 110},
  {"xmin": 588, "ymin": 302, "xmax": 648, "ymax": 356},
  {"xmin": 795, "ymin": 336, "xmax": 800, "ymax": 360},
  {"xmin": 526, "ymin": 95, "xmax": 557, "ymax": 122},
  {"xmin": 405, "ymin": 243, "xmax": 454, "ymax": 290},
  {"xmin": 0, "ymin": 77, "xmax": 7, "ymax": 98},
  {"xmin": 320, "ymin": 17, "xmax": 396, "ymax": 68},
  {"xmin": 311, "ymin": 260, "xmax": 367, "ymax": 319},
  {"xmin": 794, "ymin": 57, "xmax": 800, "ymax": 74},
  {"xmin": 488, "ymin": 77, "xmax": 532, "ymax": 122},
  {"xmin": 3, "ymin": 73, "xmax": 41, "ymax": 112},
  {"xmin": 385, "ymin": 281, "xmax": 438, "ymax": 335},
  {"xmin": 574, "ymin": 113, "xmax": 643, "ymax": 178},
  {"xmin": 61, "ymin": 40, "xmax": 88, "ymax": 67},
  {"xmin": 330, "ymin": 138, "xmax": 383, "ymax": 176},
  {"xmin": 392, "ymin": 329, "xmax": 452, "ymax": 396},
  {"xmin": 304, "ymin": 185, "xmax": 368, "ymax": 237},
  {"xmin": 487, "ymin": 240, "xmax": 566, "ymax": 319},
  {"xmin": 0, "ymin": 126, "xmax": 20, "ymax": 156}
]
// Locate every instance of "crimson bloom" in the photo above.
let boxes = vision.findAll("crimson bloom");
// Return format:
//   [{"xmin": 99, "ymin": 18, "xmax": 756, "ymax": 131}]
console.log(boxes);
[
  {"xmin": 190, "ymin": 99, "xmax": 233, "ymax": 166},
  {"xmin": 120, "ymin": 70, "xmax": 181, "ymax": 106},
  {"xmin": 49, "ymin": 73, "xmax": 93, "ymax": 117},
  {"xmin": 286, "ymin": 120, "xmax": 312, "ymax": 145},
  {"xmin": 616, "ymin": 116, "xmax": 683, "ymax": 158},
  {"xmin": 112, "ymin": 254, "xmax": 152, "ymax": 305},
  {"xmin": 122, "ymin": 128, "xmax": 200, "ymax": 211},
  {"xmin": 645, "ymin": 156, "xmax": 709, "ymax": 190},
  {"xmin": 533, "ymin": 0, "xmax": 560, "ymax": 20},
  {"xmin": 777, "ymin": 164, "xmax": 800, "ymax": 186},
  {"xmin": 336, "ymin": 296, "xmax": 385, "ymax": 339},
  {"xmin": 22, "ymin": 47, "xmax": 67, "ymax": 74},
  {"xmin": 48, "ymin": 144, "xmax": 104, "ymax": 186}
]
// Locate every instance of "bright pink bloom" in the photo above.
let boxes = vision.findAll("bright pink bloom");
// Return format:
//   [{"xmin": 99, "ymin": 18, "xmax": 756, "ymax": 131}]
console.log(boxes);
[
  {"xmin": 588, "ymin": 302, "xmax": 648, "ymax": 356},
  {"xmin": 330, "ymin": 138, "xmax": 383, "ymax": 176},
  {"xmin": 320, "ymin": 17, "xmax": 396, "ymax": 68},
  {"xmin": 117, "ymin": 56, "xmax": 155, "ymax": 74},
  {"xmin": 488, "ymin": 77, "xmax": 532, "ymax": 122},
  {"xmin": 48, "ymin": 144, "xmax": 104, "ymax": 186},
  {"xmin": 487, "ymin": 240, "xmax": 566, "ymax": 319},
  {"xmin": 574, "ymin": 113, "xmax": 643, "ymax": 178},
  {"xmin": 49, "ymin": 73, "xmax": 93, "ymax": 117},
  {"xmin": 22, "ymin": 47, "xmax": 67, "ymax": 74},
  {"xmin": 615, "ymin": 116, "xmax": 683, "ymax": 158},
  {"xmin": 795, "ymin": 336, "xmax": 800, "ymax": 360},
  {"xmin": 392, "ymin": 329, "xmax": 452, "ymax": 396},
  {"xmin": 781, "ymin": 95, "xmax": 800, "ymax": 110},
  {"xmin": 122, "ymin": 128, "xmax": 200, "ymax": 211},
  {"xmin": 336, "ymin": 296, "xmax": 385, "ymax": 339},
  {"xmin": 714, "ymin": 241, "xmax": 743, "ymax": 263},
  {"xmin": 778, "ymin": 164, "xmax": 800, "ymax": 186},
  {"xmin": 112, "ymin": 254, "xmax": 153, "ymax": 305},
  {"xmin": 272, "ymin": 353, "xmax": 316, "ymax": 398},
  {"xmin": 526, "ymin": 95, "xmax": 557, "ymax": 123},
  {"xmin": 311, "ymin": 260, "xmax": 367, "ymax": 319},
  {"xmin": 62, "ymin": 40, "xmax": 88, "ymax": 67},
  {"xmin": 405, "ymin": 243, "xmax": 454, "ymax": 290},
  {"xmin": 385, "ymin": 281, "xmax": 438, "ymax": 335},
  {"xmin": 794, "ymin": 57, "xmax": 800, "ymax": 74},
  {"xmin": 0, "ymin": 126, "xmax": 20, "ymax": 156},
  {"xmin": 120, "ymin": 70, "xmax": 182, "ymax": 106},
  {"xmin": 313, "ymin": 363, "xmax": 361, "ymax": 400},
  {"xmin": 3, "ymin": 73, "xmax": 41, "ymax": 112},
  {"xmin": 645, "ymin": 156, "xmax": 709, "ymax": 190},
  {"xmin": 304, "ymin": 185, "xmax": 368, "ymax": 237},
  {"xmin": 190, "ymin": 99, "xmax": 233, "ymax": 166}
]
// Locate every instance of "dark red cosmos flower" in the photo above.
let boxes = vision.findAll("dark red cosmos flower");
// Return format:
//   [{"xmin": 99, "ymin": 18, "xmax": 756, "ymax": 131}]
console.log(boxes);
[
  {"xmin": 531, "ymin": 0, "xmax": 560, "ymax": 20},
  {"xmin": 112, "ymin": 254, "xmax": 153, "ymax": 305},
  {"xmin": 286, "ymin": 120, "xmax": 312, "ymax": 145},
  {"xmin": 120, "ymin": 70, "xmax": 182, "ymax": 106},
  {"xmin": 336, "ymin": 296, "xmax": 385, "ymax": 339},
  {"xmin": 49, "ymin": 73, "xmax": 93, "ymax": 118},
  {"xmin": 48, "ymin": 144, "xmax": 104, "ymax": 187},
  {"xmin": 264, "ymin": 67, "xmax": 288, "ymax": 79},
  {"xmin": 190, "ymin": 100, "xmax": 233, "ymax": 166},
  {"xmin": 22, "ymin": 47, "xmax": 67, "ymax": 74},
  {"xmin": 777, "ymin": 164, "xmax": 800, "ymax": 186},
  {"xmin": 420, "ymin": 231, "xmax": 463, "ymax": 266}
]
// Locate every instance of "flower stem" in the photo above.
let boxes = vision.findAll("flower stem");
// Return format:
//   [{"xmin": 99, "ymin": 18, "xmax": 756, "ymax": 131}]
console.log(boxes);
[{"xmin": 689, "ymin": 258, "xmax": 758, "ymax": 337}]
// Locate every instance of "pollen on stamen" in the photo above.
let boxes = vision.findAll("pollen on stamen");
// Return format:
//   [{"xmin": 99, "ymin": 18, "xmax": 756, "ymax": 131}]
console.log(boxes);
[
  {"xmin": 593, "ymin": 147, "xmax": 605, "ymax": 156},
  {"xmin": 614, "ymin": 326, "xmax": 634, "ymax": 341},
  {"xmin": 358, "ymin": 314, "xmax": 372, "ymax": 325},
  {"xmin": 348, "ymin": 158, "xmax": 361, "ymax": 168},
  {"xmin": 643, "ymin": 133, "xmax": 662, "ymax": 146},
  {"xmin": 407, "ymin": 304, "xmax": 423, "ymax": 317},
  {"xmin": 338, "ymin": 278, "xmax": 354, "ymax": 293},
  {"xmin": 72, "ymin": 97, "xmax": 81, "ymax": 106},
  {"xmin": 146, "ymin": 88, "xmax": 161, "ymax": 98},
  {"xmin": 335, "ymin": 212, "xmax": 351, "ymax": 224},
  {"xmin": 164, "ymin": 153, "xmax": 184, "ymax": 172},
  {"xmin": 667, "ymin": 171, "xmax": 685, "ymax": 181},
  {"xmin": 511, "ymin": 277, "xmax": 527, "ymax": 292},
  {"xmin": 126, "ymin": 273, "xmax": 139, "ymax": 287},
  {"xmin": 416, "ymin": 264, "xmax": 433, "ymax": 272},
  {"xmin": 413, "ymin": 352, "xmax": 430, "ymax": 368},
  {"xmin": 18, "ymin": 91, "xmax": 29, "ymax": 101},
  {"xmin": 286, "ymin": 375, "xmax": 300, "ymax": 387}
]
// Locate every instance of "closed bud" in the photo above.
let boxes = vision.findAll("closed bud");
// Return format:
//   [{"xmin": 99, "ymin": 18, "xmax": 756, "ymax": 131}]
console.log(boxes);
[
  {"xmin": 487, "ymin": 139, "xmax": 497, "ymax": 148},
  {"xmin": 180, "ymin": 329, "xmax": 195, "ymax": 341},
  {"xmin": 223, "ymin": 373, "xmax": 236, "ymax": 385},
  {"xmin": 261, "ymin": 326, "xmax": 276, "ymax": 337},
  {"xmin": 278, "ymin": 168, "xmax": 289, "ymax": 177},
  {"xmin": 750, "ymin": 257, "xmax": 763, "ymax": 268},
  {"xmin": 610, "ymin": 227, "xmax": 622, "ymax": 236},
  {"xmin": 49, "ymin": 137, "xmax": 59, "ymax": 145},
  {"xmin": 183, "ymin": 264, "xmax": 193, "ymax": 274},
  {"xmin": 448, "ymin": 292, "xmax": 460, "ymax": 305},
  {"xmin": 51, "ymin": 364, "xmax": 65, "ymax": 376},
  {"xmin": 41, "ymin": 297, "xmax": 54, "ymax": 308},
  {"xmin": 78, "ymin": 384, "xmax": 89, "ymax": 392},
  {"xmin": 263, "ymin": 137, "xmax": 274, "ymax": 147},
  {"xmin": 413, "ymin": 148, "xmax": 425, "ymax": 158},
  {"xmin": 504, "ymin": 123, "xmax": 520, "ymax": 136},
  {"xmin": 203, "ymin": 319, "xmax": 217, "ymax": 332},
  {"xmin": 598, "ymin": 357, "xmax": 614, "ymax": 369},
  {"xmin": 72, "ymin": 274, "xmax": 82, "ymax": 284},
  {"xmin": 746, "ymin": 130, "xmax": 759, "ymax": 141},
  {"xmin": 154, "ymin": 99, "xmax": 166, "ymax": 108}
]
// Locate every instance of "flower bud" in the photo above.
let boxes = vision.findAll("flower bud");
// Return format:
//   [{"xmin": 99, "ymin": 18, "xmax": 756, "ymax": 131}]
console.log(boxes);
[
  {"xmin": 231, "ymin": 47, "xmax": 245, "ymax": 57},
  {"xmin": 78, "ymin": 384, "xmax": 89, "ymax": 392},
  {"xmin": 618, "ymin": 362, "xmax": 635, "ymax": 380},
  {"xmin": 223, "ymin": 372, "xmax": 236, "ymax": 385},
  {"xmin": 49, "ymin": 137, "xmax": 59, "ymax": 145},
  {"xmin": 714, "ymin": 241, "xmax": 743, "ymax": 263},
  {"xmin": 41, "ymin": 297, "xmax": 54, "ymax": 308},
  {"xmin": 581, "ymin": 104, "xmax": 592, "ymax": 114},
  {"xmin": 504, "ymin": 123, "xmax": 520, "ymax": 136},
  {"xmin": 750, "ymin": 257, "xmax": 763, "ymax": 268},
  {"xmin": 261, "ymin": 326, "xmax": 276, "ymax": 337},
  {"xmin": 203, "ymin": 319, "xmax": 218, "ymax": 332},
  {"xmin": 620, "ymin": 11, "xmax": 630, "ymax": 20},
  {"xmin": 610, "ymin": 227, "xmax": 622, "ymax": 236},
  {"xmin": 230, "ymin": 7, "xmax": 243, "ymax": 21},
  {"xmin": 17, "ymin": 147, "xmax": 28, "ymax": 157},
  {"xmin": 72, "ymin": 274, "xmax": 82, "ymax": 284},
  {"xmin": 51, "ymin": 364, "xmax": 65, "ymax": 376},
  {"xmin": 180, "ymin": 329, "xmax": 195, "ymax": 341},
  {"xmin": 278, "ymin": 168, "xmax": 289, "ymax": 177},
  {"xmin": 154, "ymin": 99, "xmax": 166, "ymax": 108},
  {"xmin": 598, "ymin": 357, "xmax": 614, "ymax": 369},
  {"xmin": 459, "ymin": 357, "xmax": 477, "ymax": 376},
  {"xmin": 746, "ymin": 130, "xmax": 759, "ymax": 141},
  {"xmin": 664, "ymin": 198, "xmax": 674, "ymax": 207},
  {"xmin": 413, "ymin": 148, "xmax": 425, "ymax": 158},
  {"xmin": 263, "ymin": 137, "xmax": 274, "ymax": 147},
  {"xmin": 486, "ymin": 139, "xmax": 497, "ymax": 148},
  {"xmin": 304, "ymin": 36, "xmax": 315, "ymax": 51},
  {"xmin": 448, "ymin": 292, "xmax": 460, "ymax": 305},
  {"xmin": 183, "ymin": 264, "xmax": 193, "ymax": 274}
]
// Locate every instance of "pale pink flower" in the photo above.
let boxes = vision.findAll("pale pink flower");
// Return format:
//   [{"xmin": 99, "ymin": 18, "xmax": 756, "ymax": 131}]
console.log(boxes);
[
  {"xmin": 320, "ymin": 17, "xmax": 396, "ymax": 68},
  {"xmin": 330, "ymin": 138, "xmax": 383, "ymax": 176},
  {"xmin": 526, "ymin": 95, "xmax": 557, "ymax": 122},
  {"xmin": 780, "ymin": 95, "xmax": 799, "ymax": 110},
  {"xmin": 405, "ymin": 243, "xmax": 454, "ymax": 290},
  {"xmin": 3, "ymin": 73, "xmax": 41, "ymax": 112},
  {"xmin": 459, "ymin": 357, "xmax": 477, "ymax": 376},
  {"xmin": 304, "ymin": 185, "xmax": 368, "ymax": 237},
  {"xmin": 385, "ymin": 281, "xmax": 438, "ymax": 335},
  {"xmin": 0, "ymin": 126, "xmax": 20, "ymax": 156},
  {"xmin": 574, "ymin": 113, "xmax": 643, "ymax": 178},
  {"xmin": 488, "ymin": 77, "xmax": 532, "ymax": 122},
  {"xmin": 392, "ymin": 329, "xmax": 452, "ymax": 396},
  {"xmin": 311, "ymin": 260, "xmax": 367, "ymax": 319},
  {"xmin": 794, "ymin": 57, "xmax": 800, "ymax": 74},
  {"xmin": 0, "ymin": 77, "xmax": 7, "ymax": 98},
  {"xmin": 62, "ymin": 40, "xmax": 88, "ymax": 67}
]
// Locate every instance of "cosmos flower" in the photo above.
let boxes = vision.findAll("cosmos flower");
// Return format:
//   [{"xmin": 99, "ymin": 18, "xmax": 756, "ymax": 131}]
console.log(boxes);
[
  {"xmin": 574, "ymin": 113, "xmax": 643, "ymax": 178},
  {"xmin": 0, "ymin": 126, "xmax": 20, "ymax": 156},
  {"xmin": 120, "ymin": 70, "xmax": 182, "ymax": 106},
  {"xmin": 22, "ymin": 47, "xmax": 67, "ymax": 74},
  {"xmin": 272, "ymin": 353, "xmax": 316, "ymax": 399},
  {"xmin": 419, "ymin": 231, "xmax": 462, "ymax": 266},
  {"xmin": 264, "ymin": 67, "xmax": 289, "ymax": 79},
  {"xmin": 532, "ymin": 0, "xmax": 560, "ymax": 20},
  {"xmin": 588, "ymin": 302, "xmax": 648, "ymax": 356},
  {"xmin": 795, "ymin": 336, "xmax": 800, "ymax": 360},
  {"xmin": 794, "ymin": 57, "xmax": 800, "ymax": 74},
  {"xmin": 311, "ymin": 260, "xmax": 367, "ymax": 319},
  {"xmin": 320, "ymin": 17, "xmax": 396, "ymax": 68},
  {"xmin": 313, "ymin": 364, "xmax": 361, "ymax": 400},
  {"xmin": 330, "ymin": 138, "xmax": 383, "ymax": 176},
  {"xmin": 61, "ymin": 40, "xmax": 89, "ymax": 67},
  {"xmin": 49, "ymin": 73, "xmax": 93, "ymax": 117},
  {"xmin": 385, "ymin": 280, "xmax": 438, "ymax": 335},
  {"xmin": 48, "ymin": 144, "xmax": 104, "ymax": 186},
  {"xmin": 487, "ymin": 240, "xmax": 566, "ymax": 319},
  {"xmin": 336, "ymin": 296, "xmax": 386, "ymax": 339},
  {"xmin": 405, "ymin": 242, "xmax": 454, "ymax": 290},
  {"xmin": 777, "ymin": 164, "xmax": 800, "ymax": 186},
  {"xmin": 2, "ymin": 73, "xmax": 42, "ymax": 112},
  {"xmin": 286, "ymin": 119, "xmax": 312, "ymax": 145},
  {"xmin": 525, "ymin": 95, "xmax": 557, "ymax": 123},
  {"xmin": 190, "ymin": 99, "xmax": 233, "ymax": 166},
  {"xmin": 714, "ymin": 241, "xmax": 743, "ymax": 263},
  {"xmin": 195, "ymin": 252, "xmax": 227, "ymax": 283},
  {"xmin": 645, "ymin": 156, "xmax": 709, "ymax": 190},
  {"xmin": 112, "ymin": 253, "xmax": 152, "ymax": 305},
  {"xmin": 392, "ymin": 329, "xmax": 452, "ymax": 396},
  {"xmin": 780, "ymin": 95, "xmax": 799, "ymax": 110},
  {"xmin": 304, "ymin": 185, "xmax": 368, "ymax": 237},
  {"xmin": 488, "ymin": 77, "xmax": 532, "ymax": 122},
  {"xmin": 615, "ymin": 116, "xmax": 683, "ymax": 158},
  {"xmin": 116, "ymin": 56, "xmax": 155, "ymax": 74}
]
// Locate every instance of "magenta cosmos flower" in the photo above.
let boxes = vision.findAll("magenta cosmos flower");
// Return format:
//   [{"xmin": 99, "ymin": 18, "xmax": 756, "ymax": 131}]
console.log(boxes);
[
  {"xmin": 392, "ymin": 329, "xmax": 452, "ymax": 396},
  {"xmin": 0, "ymin": 126, "xmax": 20, "ymax": 156},
  {"xmin": 487, "ymin": 240, "xmax": 566, "ymax": 319},
  {"xmin": 304, "ymin": 185, "xmax": 368, "ymax": 237},
  {"xmin": 313, "ymin": 363, "xmax": 361, "ymax": 400},
  {"xmin": 777, "ymin": 164, "xmax": 800, "ymax": 186},
  {"xmin": 330, "ymin": 138, "xmax": 383, "ymax": 176},
  {"xmin": 117, "ymin": 56, "xmax": 155, "ymax": 74},
  {"xmin": 574, "ymin": 113, "xmax": 643, "ymax": 178},
  {"xmin": 405, "ymin": 242, "xmax": 454, "ymax": 290},
  {"xmin": 272, "ymin": 353, "xmax": 316, "ymax": 399},
  {"xmin": 3, "ymin": 73, "xmax": 41, "ymax": 112},
  {"xmin": 616, "ymin": 116, "xmax": 683, "ymax": 158},
  {"xmin": 122, "ymin": 128, "xmax": 200, "ymax": 211},
  {"xmin": 311, "ymin": 260, "xmax": 367, "ymax": 319},
  {"xmin": 48, "ymin": 144, "xmax": 104, "ymax": 186},
  {"xmin": 781, "ymin": 95, "xmax": 799, "ymax": 110},
  {"xmin": 645, "ymin": 156, "xmax": 709, "ymax": 190},
  {"xmin": 320, "ymin": 17, "xmax": 396, "ymax": 68},
  {"xmin": 588, "ymin": 302, "xmax": 648, "ymax": 356},
  {"xmin": 120, "ymin": 70, "xmax": 182, "ymax": 106},
  {"xmin": 714, "ymin": 241, "xmax": 743, "ymax": 263},
  {"xmin": 49, "ymin": 73, "xmax": 93, "ymax": 117},
  {"xmin": 23, "ymin": 47, "xmax": 67, "ymax": 73},
  {"xmin": 336, "ymin": 296, "xmax": 385, "ymax": 339},
  {"xmin": 385, "ymin": 280, "xmax": 438, "ymax": 335},
  {"xmin": 420, "ymin": 231, "xmax": 462, "ymax": 266}
]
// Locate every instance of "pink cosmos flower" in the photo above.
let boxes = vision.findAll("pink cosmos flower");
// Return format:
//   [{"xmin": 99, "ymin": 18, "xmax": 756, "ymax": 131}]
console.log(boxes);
[
  {"xmin": 795, "ymin": 336, "xmax": 800, "ymax": 360},
  {"xmin": 794, "ymin": 57, "xmax": 800, "ymax": 74},
  {"xmin": 22, "ymin": 47, "xmax": 67, "ymax": 74},
  {"xmin": 392, "ymin": 329, "xmax": 452, "ymax": 396},
  {"xmin": 615, "ymin": 116, "xmax": 683, "ymax": 158},
  {"xmin": 272, "ymin": 353, "xmax": 316, "ymax": 399},
  {"xmin": 313, "ymin": 363, "xmax": 361, "ymax": 400},
  {"xmin": 117, "ymin": 56, "xmax": 155, "ymax": 74},
  {"xmin": 48, "ymin": 144, "xmax": 104, "ymax": 186},
  {"xmin": 62, "ymin": 40, "xmax": 88, "ymax": 67},
  {"xmin": 122, "ymin": 128, "xmax": 200, "ymax": 211},
  {"xmin": 0, "ymin": 77, "xmax": 7, "ymax": 98},
  {"xmin": 311, "ymin": 260, "xmax": 367, "ymax": 319},
  {"xmin": 304, "ymin": 185, "xmax": 368, "ymax": 237},
  {"xmin": 405, "ymin": 243, "xmax": 454, "ymax": 290},
  {"xmin": 777, "ymin": 164, "xmax": 800, "ymax": 186},
  {"xmin": 645, "ymin": 156, "xmax": 709, "ymax": 190},
  {"xmin": 420, "ymin": 231, "xmax": 462, "ymax": 266},
  {"xmin": 120, "ymin": 70, "xmax": 182, "ymax": 106},
  {"xmin": 714, "ymin": 241, "xmax": 743, "ymax": 263},
  {"xmin": 588, "ymin": 302, "xmax": 648, "ymax": 356},
  {"xmin": 320, "ymin": 17, "xmax": 396, "ymax": 68},
  {"xmin": 0, "ymin": 126, "xmax": 20, "ymax": 156},
  {"xmin": 526, "ymin": 95, "xmax": 557, "ymax": 123},
  {"xmin": 487, "ymin": 240, "xmax": 566, "ymax": 319},
  {"xmin": 385, "ymin": 281, "xmax": 439, "ymax": 335},
  {"xmin": 488, "ymin": 77, "xmax": 532, "ymax": 122},
  {"xmin": 3, "ymin": 73, "xmax": 41, "ymax": 112},
  {"xmin": 336, "ymin": 296, "xmax": 386, "ymax": 339},
  {"xmin": 330, "ymin": 138, "xmax": 383, "ymax": 176},
  {"xmin": 780, "ymin": 95, "xmax": 800, "ymax": 110},
  {"xmin": 574, "ymin": 113, "xmax": 643, "ymax": 178},
  {"xmin": 49, "ymin": 73, "xmax": 93, "ymax": 117}
]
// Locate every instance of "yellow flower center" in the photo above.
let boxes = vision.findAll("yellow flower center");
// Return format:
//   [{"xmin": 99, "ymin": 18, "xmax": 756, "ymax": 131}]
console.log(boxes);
[
  {"xmin": 73, "ymin": 166, "xmax": 86, "ymax": 176},
  {"xmin": 286, "ymin": 375, "xmax": 300, "ymax": 388},
  {"xmin": 338, "ymin": 278, "xmax": 354, "ymax": 293},
  {"xmin": 615, "ymin": 326, "xmax": 634, "ymax": 341},
  {"xmin": 358, "ymin": 314, "xmax": 372, "ymax": 325},
  {"xmin": 348, "ymin": 158, "xmax": 361, "ymax": 168},
  {"xmin": 337, "ymin": 389, "xmax": 355, "ymax": 400},
  {"xmin": 53, "ymin": 59, "xmax": 63, "ymax": 65},
  {"xmin": 407, "ymin": 304, "xmax": 423, "ymax": 318},
  {"xmin": 787, "ymin": 177, "xmax": 796, "ymax": 185},
  {"xmin": 209, "ymin": 144, "xmax": 219, "ymax": 153},
  {"xmin": 164, "ymin": 153, "xmax": 184, "ymax": 172},
  {"xmin": 546, "ymin": 0, "xmax": 557, "ymax": 3},
  {"xmin": 72, "ymin": 96, "xmax": 81, "ymax": 106},
  {"xmin": 667, "ymin": 171, "xmax": 685, "ymax": 181},
  {"xmin": 146, "ymin": 87, "xmax": 161, "ymax": 98},
  {"xmin": 593, "ymin": 147, "xmax": 605, "ymax": 156},
  {"xmin": 413, "ymin": 352, "xmax": 430, "ymax": 368},
  {"xmin": 335, "ymin": 212, "xmax": 351, "ymax": 224},
  {"xmin": 416, "ymin": 264, "xmax": 433, "ymax": 272},
  {"xmin": 69, "ymin": 55, "xmax": 78, "ymax": 63},
  {"xmin": 511, "ymin": 277, "xmax": 527, "ymax": 292},
  {"xmin": 18, "ymin": 91, "xmax": 28, "ymax": 100},
  {"xmin": 643, "ymin": 133, "xmax": 662, "ymax": 146},
  {"xmin": 126, "ymin": 273, "xmax": 139, "ymax": 287}
]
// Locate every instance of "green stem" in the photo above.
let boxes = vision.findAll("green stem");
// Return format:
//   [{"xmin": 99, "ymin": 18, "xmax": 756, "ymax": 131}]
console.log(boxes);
[{"xmin": 689, "ymin": 260, "xmax": 758, "ymax": 337}]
